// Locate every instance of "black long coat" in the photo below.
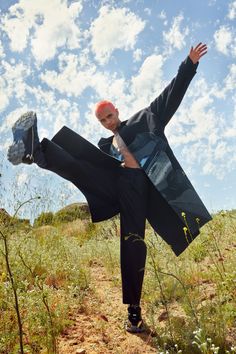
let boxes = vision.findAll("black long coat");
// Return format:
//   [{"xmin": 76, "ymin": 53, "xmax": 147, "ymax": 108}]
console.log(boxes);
[
  {"xmin": 51, "ymin": 56, "xmax": 212, "ymax": 256},
  {"xmin": 97, "ymin": 56, "xmax": 212, "ymax": 255}
]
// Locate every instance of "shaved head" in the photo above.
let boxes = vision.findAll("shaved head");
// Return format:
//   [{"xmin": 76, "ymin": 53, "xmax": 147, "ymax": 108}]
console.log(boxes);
[
  {"xmin": 95, "ymin": 100, "xmax": 116, "ymax": 117},
  {"xmin": 94, "ymin": 100, "xmax": 120, "ymax": 132}
]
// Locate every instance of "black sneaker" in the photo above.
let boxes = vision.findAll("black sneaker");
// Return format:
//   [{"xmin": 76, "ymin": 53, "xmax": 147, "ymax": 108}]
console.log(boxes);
[
  {"xmin": 125, "ymin": 305, "xmax": 145, "ymax": 333},
  {"xmin": 125, "ymin": 318, "xmax": 145, "ymax": 333},
  {"xmin": 7, "ymin": 111, "xmax": 40, "ymax": 165}
]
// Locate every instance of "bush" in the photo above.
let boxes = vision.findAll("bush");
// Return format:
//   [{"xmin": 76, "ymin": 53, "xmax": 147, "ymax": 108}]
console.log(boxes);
[
  {"xmin": 34, "ymin": 212, "xmax": 54, "ymax": 227},
  {"xmin": 53, "ymin": 203, "xmax": 90, "ymax": 224}
]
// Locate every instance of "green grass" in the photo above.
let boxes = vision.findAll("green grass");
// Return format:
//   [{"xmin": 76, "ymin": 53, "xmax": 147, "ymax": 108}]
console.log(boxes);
[
  {"xmin": 0, "ymin": 208, "xmax": 235, "ymax": 353},
  {"xmin": 0, "ymin": 218, "xmax": 90, "ymax": 353},
  {"xmin": 80, "ymin": 211, "xmax": 236, "ymax": 353}
]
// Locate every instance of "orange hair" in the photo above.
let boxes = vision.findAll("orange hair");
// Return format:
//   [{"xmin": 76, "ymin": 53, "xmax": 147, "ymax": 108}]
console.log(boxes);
[{"xmin": 95, "ymin": 100, "xmax": 116, "ymax": 117}]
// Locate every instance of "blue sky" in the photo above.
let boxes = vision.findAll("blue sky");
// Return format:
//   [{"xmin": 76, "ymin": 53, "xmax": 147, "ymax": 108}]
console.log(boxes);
[{"xmin": 0, "ymin": 0, "xmax": 235, "ymax": 220}]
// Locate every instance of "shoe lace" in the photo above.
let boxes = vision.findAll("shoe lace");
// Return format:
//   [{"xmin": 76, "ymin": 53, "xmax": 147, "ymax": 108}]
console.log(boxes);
[{"xmin": 25, "ymin": 126, "xmax": 34, "ymax": 163}]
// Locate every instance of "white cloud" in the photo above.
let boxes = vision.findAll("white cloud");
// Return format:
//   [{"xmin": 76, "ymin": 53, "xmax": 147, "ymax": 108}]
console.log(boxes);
[
  {"xmin": 0, "ymin": 81, "xmax": 82, "ymax": 145},
  {"xmin": 90, "ymin": 5, "xmax": 145, "ymax": 64},
  {"xmin": 224, "ymin": 93, "xmax": 236, "ymax": 138},
  {"xmin": 91, "ymin": 72, "xmax": 129, "ymax": 105},
  {"xmin": 163, "ymin": 14, "xmax": 189, "ymax": 52},
  {"xmin": 168, "ymin": 97, "xmax": 217, "ymax": 145},
  {"xmin": 158, "ymin": 10, "xmax": 167, "ymax": 20},
  {"xmin": 40, "ymin": 50, "xmax": 167, "ymax": 130},
  {"xmin": 0, "ymin": 0, "xmax": 234, "ymax": 216},
  {"xmin": 25, "ymin": 85, "xmax": 82, "ymax": 135},
  {"xmin": 130, "ymin": 54, "xmax": 164, "ymax": 110},
  {"xmin": 80, "ymin": 106, "xmax": 108, "ymax": 144},
  {"xmin": 17, "ymin": 172, "xmax": 28, "ymax": 185},
  {"xmin": 40, "ymin": 51, "xmax": 130, "ymax": 107},
  {"xmin": 166, "ymin": 71, "xmax": 236, "ymax": 180},
  {"xmin": 224, "ymin": 64, "xmax": 236, "ymax": 92},
  {"xmin": 41, "ymin": 53, "xmax": 97, "ymax": 96},
  {"xmin": 39, "ymin": 51, "xmax": 166, "ymax": 145},
  {"xmin": 181, "ymin": 136, "xmax": 235, "ymax": 180},
  {"xmin": 0, "ymin": 79, "xmax": 9, "ymax": 113},
  {"xmin": 202, "ymin": 160, "xmax": 215, "ymax": 175},
  {"xmin": 228, "ymin": 1, "xmax": 236, "ymax": 19},
  {"xmin": 0, "ymin": 106, "xmax": 30, "ymax": 134},
  {"xmin": 214, "ymin": 141, "xmax": 229, "ymax": 159},
  {"xmin": 0, "ymin": 137, "xmax": 12, "ymax": 151},
  {"xmin": 158, "ymin": 11, "xmax": 168, "ymax": 26},
  {"xmin": 1, "ymin": 0, "xmax": 83, "ymax": 63},
  {"xmin": 0, "ymin": 41, "xmax": 5, "ymax": 57},
  {"xmin": 144, "ymin": 8, "xmax": 151, "ymax": 16},
  {"xmin": 0, "ymin": 60, "xmax": 30, "ymax": 114},
  {"xmin": 1, "ymin": 3, "xmax": 34, "ymax": 52},
  {"xmin": 208, "ymin": 0, "xmax": 217, "ymax": 6},
  {"xmin": 213, "ymin": 25, "xmax": 236, "ymax": 57},
  {"xmin": 38, "ymin": 53, "xmax": 236, "ymax": 180},
  {"xmin": 31, "ymin": 1, "xmax": 82, "ymax": 63},
  {"xmin": 133, "ymin": 48, "xmax": 143, "ymax": 62}
]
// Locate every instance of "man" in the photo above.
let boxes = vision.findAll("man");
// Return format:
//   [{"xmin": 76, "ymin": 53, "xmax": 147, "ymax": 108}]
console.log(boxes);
[{"xmin": 8, "ymin": 43, "xmax": 211, "ymax": 333}]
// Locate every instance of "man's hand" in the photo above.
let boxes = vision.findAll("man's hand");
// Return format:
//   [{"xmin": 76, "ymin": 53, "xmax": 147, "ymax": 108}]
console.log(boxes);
[{"xmin": 189, "ymin": 43, "xmax": 207, "ymax": 64}]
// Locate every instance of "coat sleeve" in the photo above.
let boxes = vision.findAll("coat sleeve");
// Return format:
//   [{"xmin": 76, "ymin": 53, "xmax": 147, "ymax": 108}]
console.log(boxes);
[{"xmin": 149, "ymin": 56, "xmax": 198, "ymax": 127}]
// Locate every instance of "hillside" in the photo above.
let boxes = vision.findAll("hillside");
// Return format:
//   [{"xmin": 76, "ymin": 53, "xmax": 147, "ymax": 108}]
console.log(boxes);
[{"xmin": 0, "ymin": 206, "xmax": 235, "ymax": 353}]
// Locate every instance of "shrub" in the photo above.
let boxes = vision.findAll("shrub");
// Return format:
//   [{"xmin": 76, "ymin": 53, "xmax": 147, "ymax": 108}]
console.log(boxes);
[
  {"xmin": 34, "ymin": 212, "xmax": 54, "ymax": 227},
  {"xmin": 53, "ymin": 203, "xmax": 90, "ymax": 224}
]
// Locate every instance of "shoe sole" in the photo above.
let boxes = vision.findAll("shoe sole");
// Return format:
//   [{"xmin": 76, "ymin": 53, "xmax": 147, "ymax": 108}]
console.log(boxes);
[
  {"xmin": 8, "ymin": 112, "xmax": 36, "ymax": 165},
  {"xmin": 7, "ymin": 141, "xmax": 25, "ymax": 165},
  {"xmin": 126, "ymin": 327, "xmax": 145, "ymax": 333},
  {"xmin": 12, "ymin": 111, "xmax": 36, "ymax": 134},
  {"xmin": 126, "ymin": 326, "xmax": 145, "ymax": 333},
  {"xmin": 125, "ymin": 321, "xmax": 146, "ymax": 334}
]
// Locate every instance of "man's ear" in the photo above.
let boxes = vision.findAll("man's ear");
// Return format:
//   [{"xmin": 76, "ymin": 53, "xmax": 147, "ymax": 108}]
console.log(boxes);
[{"xmin": 115, "ymin": 108, "xmax": 119, "ymax": 116}]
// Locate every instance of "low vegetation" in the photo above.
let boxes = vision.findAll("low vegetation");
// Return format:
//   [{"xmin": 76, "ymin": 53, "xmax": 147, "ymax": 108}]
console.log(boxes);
[{"xmin": 0, "ymin": 205, "xmax": 235, "ymax": 353}]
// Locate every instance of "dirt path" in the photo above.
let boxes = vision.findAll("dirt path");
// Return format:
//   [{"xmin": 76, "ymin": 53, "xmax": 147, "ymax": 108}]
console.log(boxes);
[{"xmin": 58, "ymin": 262, "xmax": 158, "ymax": 354}]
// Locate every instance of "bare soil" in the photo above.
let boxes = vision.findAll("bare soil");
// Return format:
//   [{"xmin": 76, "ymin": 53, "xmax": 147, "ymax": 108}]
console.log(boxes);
[{"xmin": 58, "ymin": 262, "xmax": 158, "ymax": 354}]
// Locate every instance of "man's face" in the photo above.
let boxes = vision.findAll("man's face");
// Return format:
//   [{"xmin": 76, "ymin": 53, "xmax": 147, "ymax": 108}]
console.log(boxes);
[{"xmin": 96, "ymin": 105, "xmax": 120, "ymax": 132}]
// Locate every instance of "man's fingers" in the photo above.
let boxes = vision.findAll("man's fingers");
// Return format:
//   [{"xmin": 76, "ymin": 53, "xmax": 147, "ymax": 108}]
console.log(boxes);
[
  {"xmin": 189, "ymin": 42, "xmax": 207, "ymax": 62},
  {"xmin": 198, "ymin": 44, "xmax": 207, "ymax": 51},
  {"xmin": 198, "ymin": 47, "xmax": 207, "ymax": 55},
  {"xmin": 194, "ymin": 43, "xmax": 207, "ymax": 52},
  {"xmin": 194, "ymin": 42, "xmax": 202, "ymax": 50},
  {"xmin": 199, "ymin": 50, "xmax": 208, "ymax": 58}
]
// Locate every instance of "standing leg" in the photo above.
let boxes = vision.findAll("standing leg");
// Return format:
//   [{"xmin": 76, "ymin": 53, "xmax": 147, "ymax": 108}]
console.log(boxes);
[{"xmin": 117, "ymin": 168, "xmax": 149, "ymax": 332}]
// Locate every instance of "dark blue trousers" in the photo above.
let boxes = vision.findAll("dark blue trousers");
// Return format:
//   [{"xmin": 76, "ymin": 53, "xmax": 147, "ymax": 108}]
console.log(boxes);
[{"xmin": 39, "ymin": 138, "xmax": 148, "ymax": 305}]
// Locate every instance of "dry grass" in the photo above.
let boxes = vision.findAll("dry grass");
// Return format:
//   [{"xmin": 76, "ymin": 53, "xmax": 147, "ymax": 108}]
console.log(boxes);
[{"xmin": 0, "ymin": 210, "xmax": 236, "ymax": 353}]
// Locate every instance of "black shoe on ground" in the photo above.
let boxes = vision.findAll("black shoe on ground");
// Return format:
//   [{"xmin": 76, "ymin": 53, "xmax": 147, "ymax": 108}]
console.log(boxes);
[
  {"xmin": 125, "ymin": 318, "xmax": 145, "ymax": 333},
  {"xmin": 125, "ymin": 305, "xmax": 145, "ymax": 333},
  {"xmin": 7, "ymin": 111, "xmax": 40, "ymax": 165}
]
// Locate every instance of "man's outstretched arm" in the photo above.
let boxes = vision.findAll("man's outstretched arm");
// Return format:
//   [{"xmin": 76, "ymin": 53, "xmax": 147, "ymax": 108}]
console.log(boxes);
[{"xmin": 149, "ymin": 43, "xmax": 207, "ymax": 127}]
